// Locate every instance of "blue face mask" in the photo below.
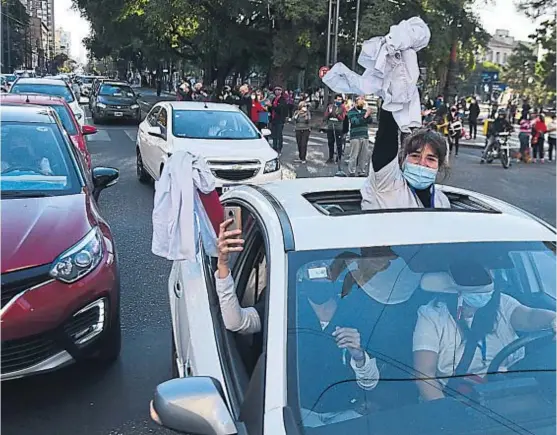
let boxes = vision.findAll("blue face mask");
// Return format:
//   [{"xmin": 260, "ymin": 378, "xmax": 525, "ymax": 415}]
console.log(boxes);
[
  {"xmin": 335, "ymin": 101, "xmax": 342, "ymax": 107},
  {"xmin": 462, "ymin": 291, "xmax": 494, "ymax": 309},
  {"xmin": 402, "ymin": 162, "xmax": 438, "ymax": 190}
]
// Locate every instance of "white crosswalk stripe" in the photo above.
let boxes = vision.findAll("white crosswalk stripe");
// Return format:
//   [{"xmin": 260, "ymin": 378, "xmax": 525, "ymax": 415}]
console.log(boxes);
[
  {"xmin": 124, "ymin": 129, "xmax": 138, "ymax": 143},
  {"xmin": 87, "ymin": 129, "xmax": 111, "ymax": 142}
]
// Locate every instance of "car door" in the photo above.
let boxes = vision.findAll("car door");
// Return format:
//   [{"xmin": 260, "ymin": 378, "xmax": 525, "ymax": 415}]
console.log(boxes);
[
  {"xmin": 138, "ymin": 105, "xmax": 161, "ymax": 178},
  {"xmin": 147, "ymin": 106, "xmax": 171, "ymax": 179}
]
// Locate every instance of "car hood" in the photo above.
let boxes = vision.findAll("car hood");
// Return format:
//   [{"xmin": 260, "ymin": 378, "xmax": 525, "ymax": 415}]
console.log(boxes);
[
  {"xmin": 1, "ymin": 194, "xmax": 93, "ymax": 273},
  {"xmin": 173, "ymin": 137, "xmax": 278, "ymax": 162},
  {"xmin": 97, "ymin": 96, "xmax": 137, "ymax": 105}
]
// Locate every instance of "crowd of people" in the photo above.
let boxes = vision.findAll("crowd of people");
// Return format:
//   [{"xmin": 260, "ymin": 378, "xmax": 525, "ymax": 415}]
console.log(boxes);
[{"xmin": 422, "ymin": 95, "xmax": 556, "ymax": 163}]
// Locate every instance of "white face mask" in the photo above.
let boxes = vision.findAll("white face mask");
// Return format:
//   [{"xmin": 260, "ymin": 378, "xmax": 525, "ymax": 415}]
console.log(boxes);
[{"xmin": 462, "ymin": 291, "xmax": 494, "ymax": 309}]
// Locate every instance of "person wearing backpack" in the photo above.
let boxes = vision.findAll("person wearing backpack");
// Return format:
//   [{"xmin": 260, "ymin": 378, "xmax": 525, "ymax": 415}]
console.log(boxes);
[{"xmin": 447, "ymin": 106, "xmax": 463, "ymax": 156}]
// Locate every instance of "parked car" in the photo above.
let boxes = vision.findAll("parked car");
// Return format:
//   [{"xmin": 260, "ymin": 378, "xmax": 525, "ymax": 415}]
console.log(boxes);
[
  {"xmin": 77, "ymin": 75, "xmax": 96, "ymax": 97},
  {"xmin": 136, "ymin": 101, "xmax": 281, "ymax": 192},
  {"xmin": 90, "ymin": 81, "xmax": 141, "ymax": 124},
  {"xmin": 151, "ymin": 178, "xmax": 556, "ymax": 435},
  {"xmin": 1, "ymin": 104, "xmax": 121, "ymax": 381},
  {"xmin": 1, "ymin": 94, "xmax": 96, "ymax": 169},
  {"xmin": 9, "ymin": 77, "xmax": 85, "ymax": 126}
]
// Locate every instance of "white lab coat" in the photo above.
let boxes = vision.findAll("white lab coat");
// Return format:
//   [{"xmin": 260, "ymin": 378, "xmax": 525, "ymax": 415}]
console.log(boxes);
[
  {"xmin": 322, "ymin": 17, "xmax": 430, "ymax": 132},
  {"xmin": 152, "ymin": 150, "xmax": 218, "ymax": 261}
]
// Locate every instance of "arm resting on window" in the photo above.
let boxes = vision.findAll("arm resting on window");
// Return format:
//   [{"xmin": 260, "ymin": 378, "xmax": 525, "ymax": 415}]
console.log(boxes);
[{"xmin": 214, "ymin": 271, "xmax": 262, "ymax": 334}]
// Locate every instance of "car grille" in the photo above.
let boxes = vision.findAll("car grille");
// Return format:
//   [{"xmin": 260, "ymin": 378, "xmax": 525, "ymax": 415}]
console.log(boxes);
[
  {"xmin": 107, "ymin": 104, "xmax": 130, "ymax": 110},
  {"xmin": 213, "ymin": 169, "xmax": 258, "ymax": 181},
  {"xmin": 1, "ymin": 264, "xmax": 52, "ymax": 309},
  {"xmin": 1, "ymin": 333, "xmax": 60, "ymax": 374},
  {"xmin": 64, "ymin": 305, "xmax": 102, "ymax": 343},
  {"xmin": 207, "ymin": 160, "xmax": 260, "ymax": 166}
]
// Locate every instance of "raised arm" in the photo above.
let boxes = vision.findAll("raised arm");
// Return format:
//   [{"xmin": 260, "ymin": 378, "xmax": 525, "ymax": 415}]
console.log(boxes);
[
  {"xmin": 372, "ymin": 109, "xmax": 400, "ymax": 172},
  {"xmin": 216, "ymin": 220, "xmax": 262, "ymax": 334}
]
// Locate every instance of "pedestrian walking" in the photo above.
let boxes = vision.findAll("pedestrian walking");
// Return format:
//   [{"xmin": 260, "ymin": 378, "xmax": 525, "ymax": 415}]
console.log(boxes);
[
  {"xmin": 293, "ymin": 101, "xmax": 311, "ymax": 163},
  {"xmin": 447, "ymin": 106, "xmax": 463, "ymax": 156},
  {"xmin": 547, "ymin": 115, "xmax": 556, "ymax": 162},
  {"xmin": 468, "ymin": 98, "xmax": 480, "ymax": 139},
  {"xmin": 324, "ymin": 94, "xmax": 347, "ymax": 163},
  {"xmin": 518, "ymin": 116, "xmax": 532, "ymax": 163},
  {"xmin": 344, "ymin": 96, "xmax": 372, "ymax": 176},
  {"xmin": 269, "ymin": 86, "xmax": 289, "ymax": 154},
  {"xmin": 531, "ymin": 114, "xmax": 548, "ymax": 163}
]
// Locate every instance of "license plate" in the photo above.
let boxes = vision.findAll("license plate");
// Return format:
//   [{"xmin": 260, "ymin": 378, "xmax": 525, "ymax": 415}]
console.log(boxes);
[{"xmin": 114, "ymin": 112, "xmax": 123, "ymax": 117}]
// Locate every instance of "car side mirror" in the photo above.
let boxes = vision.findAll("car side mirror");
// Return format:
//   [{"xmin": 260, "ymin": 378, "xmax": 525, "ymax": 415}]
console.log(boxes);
[
  {"xmin": 92, "ymin": 166, "xmax": 119, "ymax": 201},
  {"xmin": 148, "ymin": 125, "xmax": 163, "ymax": 138},
  {"xmin": 82, "ymin": 124, "xmax": 97, "ymax": 136},
  {"xmin": 151, "ymin": 377, "xmax": 237, "ymax": 435},
  {"xmin": 261, "ymin": 128, "xmax": 272, "ymax": 137},
  {"xmin": 79, "ymin": 96, "xmax": 88, "ymax": 104}
]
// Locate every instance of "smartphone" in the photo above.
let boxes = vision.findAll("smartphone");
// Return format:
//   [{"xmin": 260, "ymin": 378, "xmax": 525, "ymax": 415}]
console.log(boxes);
[{"xmin": 223, "ymin": 206, "xmax": 242, "ymax": 235}]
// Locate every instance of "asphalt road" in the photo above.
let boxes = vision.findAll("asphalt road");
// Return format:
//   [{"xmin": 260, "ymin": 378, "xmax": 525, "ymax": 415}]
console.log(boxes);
[{"xmin": 2, "ymin": 95, "xmax": 555, "ymax": 435}]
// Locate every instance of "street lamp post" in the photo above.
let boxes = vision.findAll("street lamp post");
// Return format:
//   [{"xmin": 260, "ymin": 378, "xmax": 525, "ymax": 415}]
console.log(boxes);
[
  {"xmin": 324, "ymin": 0, "xmax": 340, "ymax": 106},
  {"xmin": 351, "ymin": 0, "xmax": 361, "ymax": 71}
]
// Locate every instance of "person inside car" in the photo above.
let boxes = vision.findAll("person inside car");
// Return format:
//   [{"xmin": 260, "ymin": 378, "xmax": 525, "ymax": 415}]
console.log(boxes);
[
  {"xmin": 215, "ymin": 219, "xmax": 380, "ymax": 412},
  {"xmin": 413, "ymin": 261, "xmax": 556, "ymax": 401},
  {"xmin": 1, "ymin": 134, "xmax": 53, "ymax": 175},
  {"xmin": 361, "ymin": 105, "xmax": 450, "ymax": 210}
]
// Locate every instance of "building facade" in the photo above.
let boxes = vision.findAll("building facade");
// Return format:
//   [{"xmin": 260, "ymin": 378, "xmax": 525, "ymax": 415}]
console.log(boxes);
[
  {"xmin": 26, "ymin": 0, "xmax": 54, "ymax": 62},
  {"xmin": 1, "ymin": 0, "xmax": 32, "ymax": 72},
  {"xmin": 481, "ymin": 29, "xmax": 533, "ymax": 67},
  {"xmin": 29, "ymin": 16, "xmax": 49, "ymax": 73},
  {"xmin": 55, "ymin": 27, "xmax": 71, "ymax": 56}
]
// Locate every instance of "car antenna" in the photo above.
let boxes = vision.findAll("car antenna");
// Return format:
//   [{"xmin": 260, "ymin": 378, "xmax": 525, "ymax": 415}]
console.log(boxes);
[{"xmin": 25, "ymin": 94, "xmax": 30, "ymax": 103}]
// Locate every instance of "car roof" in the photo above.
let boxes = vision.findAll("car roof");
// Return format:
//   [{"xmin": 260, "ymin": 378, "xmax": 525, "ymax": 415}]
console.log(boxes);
[
  {"xmin": 165, "ymin": 101, "xmax": 241, "ymax": 112},
  {"xmin": 228, "ymin": 178, "xmax": 556, "ymax": 252},
  {"xmin": 13, "ymin": 77, "xmax": 68, "ymax": 86},
  {"xmin": 0, "ymin": 104, "xmax": 57, "ymax": 123},
  {"xmin": 1, "ymin": 94, "xmax": 66, "ymax": 105}
]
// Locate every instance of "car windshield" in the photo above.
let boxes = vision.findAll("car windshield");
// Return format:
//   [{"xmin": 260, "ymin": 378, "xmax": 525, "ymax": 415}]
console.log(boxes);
[
  {"xmin": 5, "ymin": 75, "xmax": 16, "ymax": 82},
  {"xmin": 99, "ymin": 84, "xmax": 134, "ymax": 98},
  {"xmin": 286, "ymin": 241, "xmax": 556, "ymax": 434},
  {"xmin": 172, "ymin": 110, "xmax": 260, "ymax": 140},
  {"xmin": 50, "ymin": 105, "xmax": 78, "ymax": 135},
  {"xmin": 81, "ymin": 77, "xmax": 94, "ymax": 84},
  {"xmin": 10, "ymin": 83, "xmax": 74, "ymax": 103},
  {"xmin": 0, "ymin": 121, "xmax": 81, "ymax": 196}
]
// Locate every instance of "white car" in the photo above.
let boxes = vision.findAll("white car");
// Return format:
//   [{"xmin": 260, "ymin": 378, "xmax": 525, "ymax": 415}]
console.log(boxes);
[
  {"xmin": 151, "ymin": 178, "xmax": 556, "ymax": 435},
  {"xmin": 9, "ymin": 77, "xmax": 85, "ymax": 126},
  {"xmin": 136, "ymin": 101, "xmax": 282, "ymax": 192},
  {"xmin": 78, "ymin": 75, "xmax": 96, "ymax": 96}
]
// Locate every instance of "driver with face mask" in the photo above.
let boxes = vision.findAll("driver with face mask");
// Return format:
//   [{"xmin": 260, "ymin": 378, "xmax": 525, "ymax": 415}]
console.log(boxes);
[
  {"xmin": 481, "ymin": 108, "xmax": 513, "ymax": 163},
  {"xmin": 1, "ymin": 135, "xmax": 53, "ymax": 175},
  {"xmin": 413, "ymin": 261, "xmax": 556, "ymax": 401}
]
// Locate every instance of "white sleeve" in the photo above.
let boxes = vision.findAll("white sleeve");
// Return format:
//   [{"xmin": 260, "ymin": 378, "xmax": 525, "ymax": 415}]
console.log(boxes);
[
  {"xmin": 215, "ymin": 271, "xmax": 262, "ymax": 334},
  {"xmin": 375, "ymin": 157, "xmax": 404, "ymax": 192},
  {"xmin": 499, "ymin": 294, "xmax": 521, "ymax": 322},
  {"xmin": 350, "ymin": 352, "xmax": 380, "ymax": 390},
  {"xmin": 413, "ymin": 304, "xmax": 443, "ymax": 354}
]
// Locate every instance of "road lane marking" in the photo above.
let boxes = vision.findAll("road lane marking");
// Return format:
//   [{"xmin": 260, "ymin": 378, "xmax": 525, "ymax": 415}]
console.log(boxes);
[
  {"xmin": 124, "ymin": 129, "xmax": 138, "ymax": 142},
  {"xmin": 87, "ymin": 130, "xmax": 111, "ymax": 142}
]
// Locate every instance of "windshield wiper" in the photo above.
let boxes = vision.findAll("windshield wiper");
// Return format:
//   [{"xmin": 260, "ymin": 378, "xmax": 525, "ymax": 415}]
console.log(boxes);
[{"xmin": 1, "ymin": 191, "xmax": 55, "ymax": 198}]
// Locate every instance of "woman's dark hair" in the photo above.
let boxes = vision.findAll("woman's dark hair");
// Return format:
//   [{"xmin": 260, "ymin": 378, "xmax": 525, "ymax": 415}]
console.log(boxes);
[
  {"xmin": 435, "ymin": 289, "xmax": 501, "ymax": 342},
  {"xmin": 399, "ymin": 128, "xmax": 449, "ymax": 177}
]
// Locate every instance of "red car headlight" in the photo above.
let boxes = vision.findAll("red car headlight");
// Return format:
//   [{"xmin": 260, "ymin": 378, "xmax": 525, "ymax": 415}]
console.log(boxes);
[{"xmin": 49, "ymin": 227, "xmax": 104, "ymax": 283}]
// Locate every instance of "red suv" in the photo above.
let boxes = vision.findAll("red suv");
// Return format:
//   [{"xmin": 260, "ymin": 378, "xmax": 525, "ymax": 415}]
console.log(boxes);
[
  {"xmin": 1, "ymin": 94, "xmax": 96, "ymax": 169},
  {"xmin": 1, "ymin": 104, "xmax": 121, "ymax": 380}
]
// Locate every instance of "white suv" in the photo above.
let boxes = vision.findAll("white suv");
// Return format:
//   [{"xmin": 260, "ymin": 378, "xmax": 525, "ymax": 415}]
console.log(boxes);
[
  {"xmin": 151, "ymin": 178, "xmax": 556, "ymax": 435},
  {"xmin": 136, "ymin": 101, "xmax": 282, "ymax": 192}
]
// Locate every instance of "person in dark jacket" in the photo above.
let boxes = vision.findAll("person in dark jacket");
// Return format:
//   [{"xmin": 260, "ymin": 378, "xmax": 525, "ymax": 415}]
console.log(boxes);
[
  {"xmin": 468, "ymin": 98, "xmax": 480, "ymax": 139},
  {"xmin": 269, "ymin": 86, "xmax": 289, "ymax": 154},
  {"xmin": 176, "ymin": 79, "xmax": 192, "ymax": 101},
  {"xmin": 324, "ymin": 94, "xmax": 348, "ymax": 163},
  {"xmin": 344, "ymin": 96, "xmax": 372, "ymax": 176},
  {"xmin": 237, "ymin": 84, "xmax": 252, "ymax": 116},
  {"xmin": 481, "ymin": 108, "xmax": 513, "ymax": 163}
]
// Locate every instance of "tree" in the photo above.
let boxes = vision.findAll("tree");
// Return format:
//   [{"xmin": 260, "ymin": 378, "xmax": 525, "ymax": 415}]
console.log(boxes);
[
  {"xmin": 501, "ymin": 43, "xmax": 537, "ymax": 95},
  {"xmin": 514, "ymin": 0, "xmax": 556, "ymax": 18}
]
